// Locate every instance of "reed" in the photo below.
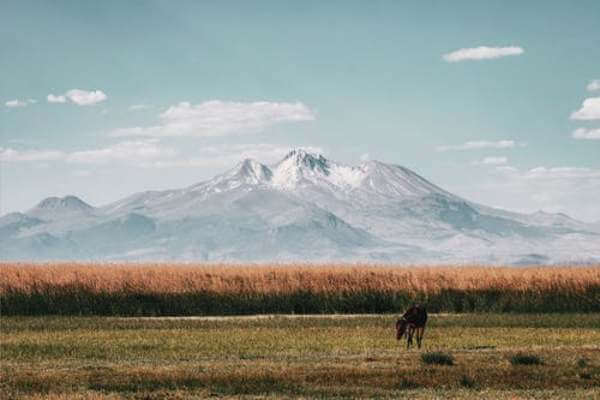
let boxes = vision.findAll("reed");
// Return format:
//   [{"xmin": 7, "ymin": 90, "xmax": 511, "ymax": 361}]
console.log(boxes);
[{"xmin": 1, "ymin": 263, "xmax": 599, "ymax": 315}]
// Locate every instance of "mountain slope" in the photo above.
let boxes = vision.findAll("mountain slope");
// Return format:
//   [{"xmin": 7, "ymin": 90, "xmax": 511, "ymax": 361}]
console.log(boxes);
[
  {"xmin": 28, "ymin": 195, "xmax": 95, "ymax": 221},
  {"xmin": 1, "ymin": 150, "xmax": 598, "ymax": 263}
]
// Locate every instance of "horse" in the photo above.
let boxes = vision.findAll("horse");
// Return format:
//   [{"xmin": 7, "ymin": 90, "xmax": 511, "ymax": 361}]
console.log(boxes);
[{"xmin": 396, "ymin": 304, "xmax": 427, "ymax": 349}]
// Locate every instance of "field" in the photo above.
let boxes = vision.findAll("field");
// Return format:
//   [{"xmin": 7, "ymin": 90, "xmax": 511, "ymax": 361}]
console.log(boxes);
[
  {"xmin": 1, "ymin": 264, "xmax": 599, "ymax": 398},
  {"xmin": 2, "ymin": 263, "xmax": 600, "ymax": 315},
  {"xmin": 1, "ymin": 314, "xmax": 599, "ymax": 399}
]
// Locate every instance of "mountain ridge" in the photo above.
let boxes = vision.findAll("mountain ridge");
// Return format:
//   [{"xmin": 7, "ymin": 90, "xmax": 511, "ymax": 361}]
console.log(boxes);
[{"xmin": 2, "ymin": 149, "xmax": 598, "ymax": 263}]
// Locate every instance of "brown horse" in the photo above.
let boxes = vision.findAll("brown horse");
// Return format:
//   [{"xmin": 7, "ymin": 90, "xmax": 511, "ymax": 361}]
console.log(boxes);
[{"xmin": 396, "ymin": 304, "xmax": 427, "ymax": 349}]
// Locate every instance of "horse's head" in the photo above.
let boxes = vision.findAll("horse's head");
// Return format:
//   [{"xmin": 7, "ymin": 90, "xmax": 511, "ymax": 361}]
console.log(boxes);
[{"xmin": 396, "ymin": 318, "xmax": 408, "ymax": 340}]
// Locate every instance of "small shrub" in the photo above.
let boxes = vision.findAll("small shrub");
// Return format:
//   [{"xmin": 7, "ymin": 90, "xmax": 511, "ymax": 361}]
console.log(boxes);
[
  {"xmin": 421, "ymin": 351, "xmax": 454, "ymax": 366},
  {"xmin": 577, "ymin": 358, "xmax": 588, "ymax": 368},
  {"xmin": 460, "ymin": 375, "xmax": 475, "ymax": 388},
  {"xmin": 509, "ymin": 353, "xmax": 542, "ymax": 366},
  {"xmin": 394, "ymin": 378, "xmax": 421, "ymax": 390},
  {"xmin": 579, "ymin": 372, "xmax": 592, "ymax": 380}
]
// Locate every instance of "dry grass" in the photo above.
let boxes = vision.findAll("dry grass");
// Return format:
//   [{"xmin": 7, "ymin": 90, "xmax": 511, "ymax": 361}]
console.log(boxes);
[
  {"xmin": 3, "ymin": 262, "xmax": 599, "ymax": 294},
  {"xmin": 1, "ymin": 263, "xmax": 599, "ymax": 315}
]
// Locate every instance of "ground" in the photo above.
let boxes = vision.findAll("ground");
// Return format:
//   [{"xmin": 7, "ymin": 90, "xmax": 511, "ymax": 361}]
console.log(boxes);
[{"xmin": 1, "ymin": 314, "xmax": 599, "ymax": 399}]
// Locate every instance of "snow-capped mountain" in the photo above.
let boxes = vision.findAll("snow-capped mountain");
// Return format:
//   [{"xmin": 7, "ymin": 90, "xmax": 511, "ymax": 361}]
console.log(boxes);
[{"xmin": 2, "ymin": 149, "xmax": 599, "ymax": 263}]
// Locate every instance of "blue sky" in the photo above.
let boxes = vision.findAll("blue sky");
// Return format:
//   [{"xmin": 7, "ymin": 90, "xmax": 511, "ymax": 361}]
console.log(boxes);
[{"xmin": 1, "ymin": 1, "xmax": 599, "ymax": 221}]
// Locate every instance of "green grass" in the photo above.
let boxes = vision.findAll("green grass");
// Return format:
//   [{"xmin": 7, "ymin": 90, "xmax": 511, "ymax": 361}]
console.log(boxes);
[
  {"xmin": 6, "ymin": 286, "xmax": 600, "ymax": 315},
  {"xmin": 1, "ymin": 314, "xmax": 599, "ymax": 399}
]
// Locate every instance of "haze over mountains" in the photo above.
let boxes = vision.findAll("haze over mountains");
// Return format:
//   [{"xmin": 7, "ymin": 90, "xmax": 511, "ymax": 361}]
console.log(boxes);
[{"xmin": 2, "ymin": 149, "xmax": 599, "ymax": 264}]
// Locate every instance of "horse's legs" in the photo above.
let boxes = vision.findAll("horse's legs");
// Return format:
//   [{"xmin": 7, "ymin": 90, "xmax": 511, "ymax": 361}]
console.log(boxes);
[
  {"xmin": 416, "ymin": 326, "xmax": 425, "ymax": 349},
  {"xmin": 406, "ymin": 326, "xmax": 414, "ymax": 350}
]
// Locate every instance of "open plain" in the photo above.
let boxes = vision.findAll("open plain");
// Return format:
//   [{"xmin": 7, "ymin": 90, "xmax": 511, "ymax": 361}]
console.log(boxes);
[
  {"xmin": 1, "ymin": 314, "xmax": 599, "ymax": 399},
  {"xmin": 1, "ymin": 264, "xmax": 599, "ymax": 398}
]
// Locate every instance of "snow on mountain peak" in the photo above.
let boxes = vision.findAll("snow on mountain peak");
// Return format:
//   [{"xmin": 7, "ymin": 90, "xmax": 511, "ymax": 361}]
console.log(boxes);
[
  {"xmin": 269, "ymin": 150, "xmax": 447, "ymax": 198},
  {"xmin": 234, "ymin": 159, "xmax": 273, "ymax": 184},
  {"xmin": 186, "ymin": 158, "xmax": 273, "ymax": 194},
  {"xmin": 272, "ymin": 149, "xmax": 354, "ymax": 189},
  {"xmin": 281, "ymin": 149, "xmax": 329, "ymax": 174},
  {"xmin": 355, "ymin": 161, "xmax": 448, "ymax": 198}
]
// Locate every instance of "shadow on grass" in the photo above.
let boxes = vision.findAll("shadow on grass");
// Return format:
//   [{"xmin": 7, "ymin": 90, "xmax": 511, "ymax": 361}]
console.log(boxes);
[
  {"xmin": 421, "ymin": 351, "xmax": 455, "ymax": 366},
  {"xmin": 509, "ymin": 353, "xmax": 543, "ymax": 366}
]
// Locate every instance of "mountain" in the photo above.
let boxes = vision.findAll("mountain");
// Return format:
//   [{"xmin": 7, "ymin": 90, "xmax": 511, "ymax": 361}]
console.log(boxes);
[
  {"xmin": 28, "ymin": 195, "xmax": 95, "ymax": 220},
  {"xmin": 1, "ymin": 149, "xmax": 599, "ymax": 263}
]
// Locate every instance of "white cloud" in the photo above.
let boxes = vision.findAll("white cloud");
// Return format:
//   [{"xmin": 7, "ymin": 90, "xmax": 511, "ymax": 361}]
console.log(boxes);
[
  {"xmin": 0, "ymin": 147, "xmax": 65, "ymax": 162},
  {"xmin": 111, "ymin": 100, "xmax": 315, "ymax": 137},
  {"xmin": 129, "ymin": 104, "xmax": 152, "ymax": 111},
  {"xmin": 360, "ymin": 153, "xmax": 370, "ymax": 162},
  {"xmin": 519, "ymin": 166, "xmax": 600, "ymax": 180},
  {"xmin": 473, "ymin": 156, "xmax": 508, "ymax": 165},
  {"xmin": 72, "ymin": 170, "xmax": 92, "ymax": 177},
  {"xmin": 111, "ymin": 126, "xmax": 163, "ymax": 137},
  {"xmin": 436, "ymin": 140, "xmax": 517, "ymax": 152},
  {"xmin": 47, "ymin": 94, "xmax": 67, "ymax": 103},
  {"xmin": 494, "ymin": 166, "xmax": 518, "ymax": 173},
  {"xmin": 572, "ymin": 127, "xmax": 600, "ymax": 140},
  {"xmin": 5, "ymin": 99, "xmax": 28, "ymax": 108},
  {"xmin": 449, "ymin": 164, "xmax": 600, "ymax": 221},
  {"xmin": 66, "ymin": 140, "xmax": 176, "ymax": 164},
  {"xmin": 587, "ymin": 80, "xmax": 600, "ymax": 92},
  {"xmin": 5, "ymin": 98, "xmax": 36, "ymax": 107},
  {"xmin": 492, "ymin": 165, "xmax": 600, "ymax": 220},
  {"xmin": 65, "ymin": 89, "xmax": 107, "ymax": 106},
  {"xmin": 47, "ymin": 89, "xmax": 107, "ymax": 106},
  {"xmin": 1, "ymin": 140, "xmax": 175, "ymax": 165},
  {"xmin": 570, "ymin": 97, "xmax": 600, "ymax": 120},
  {"xmin": 443, "ymin": 46, "xmax": 524, "ymax": 62}
]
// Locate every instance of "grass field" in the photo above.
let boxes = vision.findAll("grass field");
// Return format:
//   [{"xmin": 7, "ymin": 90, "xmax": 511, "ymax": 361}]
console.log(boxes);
[
  {"xmin": 2, "ymin": 263, "xmax": 600, "ymax": 315},
  {"xmin": 1, "ymin": 314, "xmax": 599, "ymax": 399}
]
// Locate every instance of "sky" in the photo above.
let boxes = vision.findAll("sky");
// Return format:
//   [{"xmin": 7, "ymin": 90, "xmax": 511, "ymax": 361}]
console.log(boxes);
[{"xmin": 1, "ymin": 1, "xmax": 599, "ymax": 221}]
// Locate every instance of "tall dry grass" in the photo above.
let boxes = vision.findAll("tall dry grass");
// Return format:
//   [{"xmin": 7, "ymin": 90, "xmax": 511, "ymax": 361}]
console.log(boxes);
[{"xmin": 1, "ymin": 263, "xmax": 599, "ymax": 315}]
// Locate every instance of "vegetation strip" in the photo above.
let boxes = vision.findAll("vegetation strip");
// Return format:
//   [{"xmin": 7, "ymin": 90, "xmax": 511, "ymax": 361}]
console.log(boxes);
[{"xmin": 1, "ymin": 263, "xmax": 599, "ymax": 315}]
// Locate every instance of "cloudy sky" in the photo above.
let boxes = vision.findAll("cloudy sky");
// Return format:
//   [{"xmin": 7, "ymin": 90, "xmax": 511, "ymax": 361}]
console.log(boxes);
[{"xmin": 1, "ymin": 1, "xmax": 599, "ymax": 221}]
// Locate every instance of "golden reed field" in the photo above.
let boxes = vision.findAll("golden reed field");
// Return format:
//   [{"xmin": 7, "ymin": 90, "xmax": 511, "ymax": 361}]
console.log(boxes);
[{"xmin": 1, "ymin": 263, "xmax": 599, "ymax": 315}]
